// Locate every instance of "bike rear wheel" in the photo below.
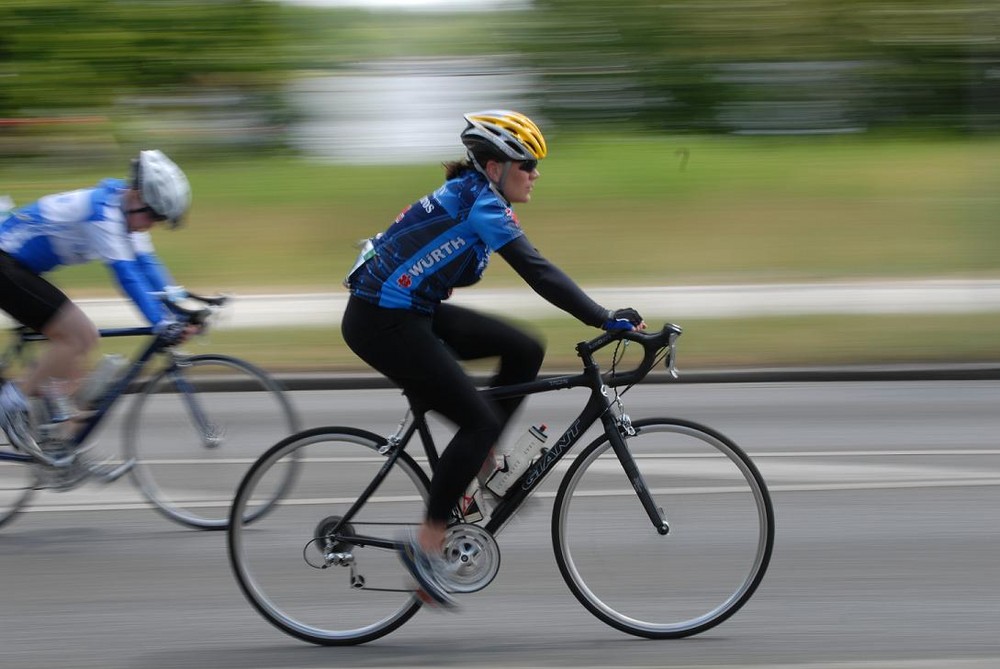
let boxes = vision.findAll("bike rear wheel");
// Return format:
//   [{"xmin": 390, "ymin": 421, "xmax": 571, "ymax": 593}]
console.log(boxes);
[
  {"xmin": 0, "ymin": 455, "xmax": 35, "ymax": 529},
  {"xmin": 123, "ymin": 354, "xmax": 300, "ymax": 529},
  {"xmin": 552, "ymin": 417, "xmax": 774, "ymax": 638},
  {"xmin": 228, "ymin": 427, "xmax": 430, "ymax": 646}
]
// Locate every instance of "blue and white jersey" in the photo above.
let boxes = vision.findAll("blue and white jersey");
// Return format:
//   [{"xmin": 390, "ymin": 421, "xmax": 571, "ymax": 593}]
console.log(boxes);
[
  {"xmin": 349, "ymin": 170, "xmax": 523, "ymax": 314},
  {"xmin": 0, "ymin": 178, "xmax": 174, "ymax": 325}
]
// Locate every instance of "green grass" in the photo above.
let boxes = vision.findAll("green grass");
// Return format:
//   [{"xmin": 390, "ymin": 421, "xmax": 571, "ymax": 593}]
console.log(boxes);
[{"xmin": 2, "ymin": 133, "xmax": 998, "ymax": 369}]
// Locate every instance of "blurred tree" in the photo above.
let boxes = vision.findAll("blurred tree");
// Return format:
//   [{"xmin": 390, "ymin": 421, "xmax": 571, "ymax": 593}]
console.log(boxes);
[
  {"xmin": 0, "ymin": 0, "xmax": 285, "ymax": 116},
  {"xmin": 856, "ymin": 0, "xmax": 1000, "ymax": 130},
  {"xmin": 526, "ymin": 0, "xmax": 859, "ymax": 131},
  {"xmin": 525, "ymin": 0, "xmax": 998, "ymax": 133}
]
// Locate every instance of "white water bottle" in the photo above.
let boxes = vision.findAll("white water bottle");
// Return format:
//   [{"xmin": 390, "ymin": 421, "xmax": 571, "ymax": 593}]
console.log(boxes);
[
  {"xmin": 78, "ymin": 354, "xmax": 127, "ymax": 409},
  {"xmin": 485, "ymin": 424, "xmax": 549, "ymax": 496}
]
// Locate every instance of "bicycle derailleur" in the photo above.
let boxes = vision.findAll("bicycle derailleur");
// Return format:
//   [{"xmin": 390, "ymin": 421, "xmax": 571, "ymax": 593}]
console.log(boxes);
[{"xmin": 306, "ymin": 515, "xmax": 368, "ymax": 589}]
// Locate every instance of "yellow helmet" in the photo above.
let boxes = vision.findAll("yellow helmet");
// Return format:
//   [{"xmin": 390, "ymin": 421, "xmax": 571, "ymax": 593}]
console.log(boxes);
[{"xmin": 461, "ymin": 110, "xmax": 548, "ymax": 161}]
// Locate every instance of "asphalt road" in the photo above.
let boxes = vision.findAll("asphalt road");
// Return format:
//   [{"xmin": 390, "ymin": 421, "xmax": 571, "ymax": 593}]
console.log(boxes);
[{"xmin": 1, "ymin": 382, "xmax": 999, "ymax": 669}]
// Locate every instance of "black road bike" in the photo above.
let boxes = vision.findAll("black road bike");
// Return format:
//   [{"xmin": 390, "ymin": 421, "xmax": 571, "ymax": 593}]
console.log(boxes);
[{"xmin": 227, "ymin": 323, "xmax": 774, "ymax": 644}]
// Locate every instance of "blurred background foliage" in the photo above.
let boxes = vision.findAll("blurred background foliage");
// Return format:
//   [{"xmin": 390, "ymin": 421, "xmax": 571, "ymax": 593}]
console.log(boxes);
[
  {"xmin": 0, "ymin": 0, "xmax": 285, "ymax": 110},
  {"xmin": 0, "ymin": 0, "xmax": 998, "ymax": 369},
  {"xmin": 1, "ymin": 0, "xmax": 997, "ymax": 155},
  {"xmin": 0, "ymin": 0, "xmax": 288, "ymax": 158},
  {"xmin": 525, "ymin": 0, "xmax": 999, "ymax": 132}
]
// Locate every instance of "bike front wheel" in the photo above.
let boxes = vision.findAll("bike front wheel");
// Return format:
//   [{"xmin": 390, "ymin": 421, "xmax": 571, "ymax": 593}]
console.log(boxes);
[
  {"xmin": 228, "ymin": 427, "xmax": 431, "ymax": 646},
  {"xmin": 552, "ymin": 417, "xmax": 774, "ymax": 639},
  {"xmin": 123, "ymin": 354, "xmax": 300, "ymax": 529}
]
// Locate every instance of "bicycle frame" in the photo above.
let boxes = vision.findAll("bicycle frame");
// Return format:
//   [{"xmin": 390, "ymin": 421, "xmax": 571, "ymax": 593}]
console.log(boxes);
[
  {"xmin": 332, "ymin": 324, "xmax": 682, "ymax": 549},
  {"xmin": 0, "ymin": 325, "xmax": 165, "ymax": 467},
  {"xmin": 0, "ymin": 293, "xmax": 221, "ymax": 468}
]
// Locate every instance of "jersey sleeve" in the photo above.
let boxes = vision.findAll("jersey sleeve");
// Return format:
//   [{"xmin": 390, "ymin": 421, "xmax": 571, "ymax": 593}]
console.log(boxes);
[
  {"xmin": 129, "ymin": 231, "xmax": 176, "ymax": 293},
  {"xmin": 468, "ymin": 193, "xmax": 524, "ymax": 251},
  {"xmin": 82, "ymin": 213, "xmax": 171, "ymax": 325},
  {"xmin": 498, "ymin": 234, "xmax": 609, "ymax": 327},
  {"xmin": 107, "ymin": 259, "xmax": 173, "ymax": 325}
]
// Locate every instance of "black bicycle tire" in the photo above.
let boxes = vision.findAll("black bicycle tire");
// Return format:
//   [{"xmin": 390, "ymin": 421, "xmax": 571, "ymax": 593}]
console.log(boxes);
[
  {"xmin": 551, "ymin": 416, "xmax": 775, "ymax": 639},
  {"xmin": 0, "ymin": 460, "xmax": 35, "ymax": 530},
  {"xmin": 122, "ymin": 353, "xmax": 301, "ymax": 530},
  {"xmin": 227, "ymin": 425, "xmax": 431, "ymax": 646}
]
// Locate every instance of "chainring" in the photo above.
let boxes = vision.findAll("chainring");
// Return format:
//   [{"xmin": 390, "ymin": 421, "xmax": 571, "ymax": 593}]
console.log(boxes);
[{"xmin": 440, "ymin": 523, "xmax": 501, "ymax": 593}]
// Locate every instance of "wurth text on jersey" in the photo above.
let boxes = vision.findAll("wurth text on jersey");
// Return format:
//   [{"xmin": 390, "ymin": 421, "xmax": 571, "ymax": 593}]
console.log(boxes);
[{"xmin": 397, "ymin": 236, "xmax": 468, "ymax": 286}]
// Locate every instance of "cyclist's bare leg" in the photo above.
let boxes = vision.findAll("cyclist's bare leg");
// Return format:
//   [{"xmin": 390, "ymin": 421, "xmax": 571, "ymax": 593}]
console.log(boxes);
[{"xmin": 22, "ymin": 302, "xmax": 98, "ymax": 399}]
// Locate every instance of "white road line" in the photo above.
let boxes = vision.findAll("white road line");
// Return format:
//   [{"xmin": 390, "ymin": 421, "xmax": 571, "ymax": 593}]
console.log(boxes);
[
  {"xmin": 15, "ymin": 476, "xmax": 1000, "ymax": 514},
  {"xmin": 7, "ymin": 447, "xmax": 999, "ymax": 513}
]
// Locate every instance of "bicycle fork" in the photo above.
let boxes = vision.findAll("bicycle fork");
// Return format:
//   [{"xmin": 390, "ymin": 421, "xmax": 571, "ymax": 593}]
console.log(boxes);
[
  {"xmin": 602, "ymin": 410, "xmax": 671, "ymax": 536},
  {"xmin": 169, "ymin": 366, "xmax": 223, "ymax": 448}
]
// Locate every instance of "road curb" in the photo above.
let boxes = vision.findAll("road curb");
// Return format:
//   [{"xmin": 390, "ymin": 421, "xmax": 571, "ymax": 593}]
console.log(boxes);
[{"xmin": 262, "ymin": 363, "xmax": 1000, "ymax": 392}]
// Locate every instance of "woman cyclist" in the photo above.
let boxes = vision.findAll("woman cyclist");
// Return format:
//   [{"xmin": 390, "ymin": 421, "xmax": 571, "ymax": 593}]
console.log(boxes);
[
  {"xmin": 342, "ymin": 110, "xmax": 644, "ymax": 608},
  {"xmin": 0, "ymin": 149, "xmax": 195, "ymax": 460}
]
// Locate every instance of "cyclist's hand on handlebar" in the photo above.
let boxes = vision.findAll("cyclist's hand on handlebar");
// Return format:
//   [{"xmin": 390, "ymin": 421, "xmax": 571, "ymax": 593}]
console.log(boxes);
[
  {"xmin": 154, "ymin": 320, "xmax": 201, "ymax": 346},
  {"xmin": 180, "ymin": 322, "xmax": 202, "ymax": 342},
  {"xmin": 602, "ymin": 307, "xmax": 646, "ymax": 332}
]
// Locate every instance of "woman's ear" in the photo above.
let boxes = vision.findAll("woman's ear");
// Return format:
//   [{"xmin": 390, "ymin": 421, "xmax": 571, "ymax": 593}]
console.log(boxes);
[{"xmin": 485, "ymin": 159, "xmax": 504, "ymax": 182}]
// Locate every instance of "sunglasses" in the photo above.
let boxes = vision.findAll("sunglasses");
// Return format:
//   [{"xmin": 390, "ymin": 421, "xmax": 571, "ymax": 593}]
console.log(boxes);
[
  {"xmin": 127, "ymin": 206, "xmax": 169, "ymax": 223},
  {"xmin": 517, "ymin": 159, "xmax": 538, "ymax": 173}
]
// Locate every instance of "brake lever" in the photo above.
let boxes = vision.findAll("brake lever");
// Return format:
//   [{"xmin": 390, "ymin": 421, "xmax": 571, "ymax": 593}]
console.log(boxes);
[{"xmin": 665, "ymin": 331, "xmax": 680, "ymax": 379}]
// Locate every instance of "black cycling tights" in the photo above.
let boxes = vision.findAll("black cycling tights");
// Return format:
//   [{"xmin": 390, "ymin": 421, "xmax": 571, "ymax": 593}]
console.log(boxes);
[{"xmin": 342, "ymin": 296, "xmax": 545, "ymax": 523}]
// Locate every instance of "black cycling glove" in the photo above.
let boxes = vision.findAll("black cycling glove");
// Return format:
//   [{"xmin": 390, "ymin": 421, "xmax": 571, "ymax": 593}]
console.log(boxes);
[
  {"xmin": 602, "ymin": 307, "xmax": 644, "ymax": 331},
  {"xmin": 154, "ymin": 320, "xmax": 187, "ymax": 346}
]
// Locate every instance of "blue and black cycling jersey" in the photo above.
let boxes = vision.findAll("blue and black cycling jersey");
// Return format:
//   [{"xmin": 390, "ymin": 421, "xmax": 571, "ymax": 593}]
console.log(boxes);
[
  {"xmin": 350, "ymin": 170, "xmax": 522, "ymax": 313},
  {"xmin": 349, "ymin": 169, "xmax": 608, "ymax": 327}
]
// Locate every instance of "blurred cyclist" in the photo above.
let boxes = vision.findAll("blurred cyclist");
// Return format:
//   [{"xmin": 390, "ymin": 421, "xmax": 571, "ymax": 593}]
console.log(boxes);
[
  {"xmin": 0, "ymin": 149, "xmax": 196, "ymax": 460},
  {"xmin": 342, "ymin": 110, "xmax": 645, "ymax": 608}
]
